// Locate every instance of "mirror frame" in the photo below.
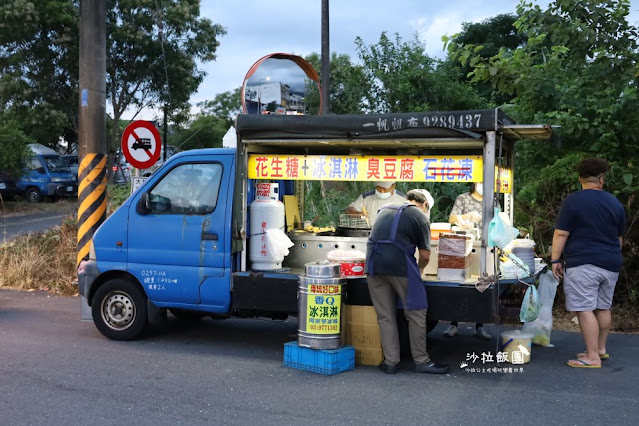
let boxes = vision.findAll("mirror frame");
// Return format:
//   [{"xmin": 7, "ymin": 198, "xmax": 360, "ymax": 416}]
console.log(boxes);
[{"xmin": 240, "ymin": 53, "xmax": 322, "ymax": 115}]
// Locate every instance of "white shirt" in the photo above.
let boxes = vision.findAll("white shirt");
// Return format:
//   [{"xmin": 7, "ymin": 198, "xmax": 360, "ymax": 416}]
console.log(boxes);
[{"xmin": 348, "ymin": 190, "xmax": 407, "ymax": 226}]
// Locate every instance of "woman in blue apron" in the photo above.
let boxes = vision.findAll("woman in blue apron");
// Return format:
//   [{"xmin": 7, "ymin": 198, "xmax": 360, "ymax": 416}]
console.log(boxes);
[{"xmin": 366, "ymin": 189, "xmax": 449, "ymax": 374}]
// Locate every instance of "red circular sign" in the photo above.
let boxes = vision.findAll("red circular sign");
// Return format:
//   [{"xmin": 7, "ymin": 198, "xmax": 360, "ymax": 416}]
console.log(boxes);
[{"xmin": 121, "ymin": 120, "xmax": 162, "ymax": 169}]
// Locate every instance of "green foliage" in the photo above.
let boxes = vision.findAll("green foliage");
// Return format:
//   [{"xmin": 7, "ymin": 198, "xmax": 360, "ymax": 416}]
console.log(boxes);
[
  {"xmin": 447, "ymin": 0, "xmax": 639, "ymax": 295},
  {"xmin": 171, "ymin": 115, "xmax": 226, "ymax": 151},
  {"xmin": 106, "ymin": 0, "xmax": 226, "ymax": 153},
  {"xmin": 0, "ymin": 118, "xmax": 34, "ymax": 177},
  {"xmin": 304, "ymin": 52, "xmax": 369, "ymax": 114},
  {"xmin": 196, "ymin": 88, "xmax": 241, "ymax": 128},
  {"xmin": 355, "ymin": 32, "xmax": 489, "ymax": 113},
  {"xmin": 0, "ymin": 0, "xmax": 79, "ymax": 149}
]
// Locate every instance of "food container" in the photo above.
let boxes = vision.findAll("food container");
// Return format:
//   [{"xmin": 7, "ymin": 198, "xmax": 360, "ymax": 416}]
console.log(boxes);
[
  {"xmin": 430, "ymin": 222, "xmax": 452, "ymax": 240},
  {"xmin": 327, "ymin": 249, "xmax": 366, "ymax": 277},
  {"xmin": 501, "ymin": 330, "xmax": 533, "ymax": 364}
]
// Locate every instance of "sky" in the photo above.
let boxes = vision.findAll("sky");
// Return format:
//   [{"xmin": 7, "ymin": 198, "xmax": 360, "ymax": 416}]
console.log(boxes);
[{"xmin": 133, "ymin": 0, "xmax": 639, "ymax": 119}]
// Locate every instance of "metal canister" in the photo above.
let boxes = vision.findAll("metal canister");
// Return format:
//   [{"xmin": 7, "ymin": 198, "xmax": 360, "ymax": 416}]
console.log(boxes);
[{"xmin": 298, "ymin": 261, "xmax": 346, "ymax": 350}]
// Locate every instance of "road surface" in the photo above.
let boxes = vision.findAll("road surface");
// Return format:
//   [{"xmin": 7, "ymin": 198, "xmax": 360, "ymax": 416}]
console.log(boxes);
[{"xmin": 0, "ymin": 289, "xmax": 637, "ymax": 425}]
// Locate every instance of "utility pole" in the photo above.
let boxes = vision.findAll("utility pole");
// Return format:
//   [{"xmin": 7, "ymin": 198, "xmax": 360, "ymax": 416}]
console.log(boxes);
[
  {"xmin": 77, "ymin": 0, "xmax": 107, "ymax": 266},
  {"xmin": 321, "ymin": 0, "xmax": 330, "ymax": 114}
]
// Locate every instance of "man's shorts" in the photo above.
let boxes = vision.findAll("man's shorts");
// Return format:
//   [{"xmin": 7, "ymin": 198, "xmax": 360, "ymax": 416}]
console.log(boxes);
[{"xmin": 563, "ymin": 264, "xmax": 619, "ymax": 311}]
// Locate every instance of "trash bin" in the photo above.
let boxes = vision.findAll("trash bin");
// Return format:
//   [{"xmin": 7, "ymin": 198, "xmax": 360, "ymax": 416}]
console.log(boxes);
[{"xmin": 298, "ymin": 261, "xmax": 346, "ymax": 350}]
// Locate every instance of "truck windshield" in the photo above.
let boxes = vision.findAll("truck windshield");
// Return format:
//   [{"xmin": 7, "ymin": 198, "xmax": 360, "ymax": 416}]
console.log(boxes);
[{"xmin": 43, "ymin": 156, "xmax": 71, "ymax": 173}]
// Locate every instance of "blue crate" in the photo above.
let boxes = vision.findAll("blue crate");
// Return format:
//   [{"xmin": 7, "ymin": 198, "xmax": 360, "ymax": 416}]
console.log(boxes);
[{"xmin": 283, "ymin": 342, "xmax": 355, "ymax": 375}]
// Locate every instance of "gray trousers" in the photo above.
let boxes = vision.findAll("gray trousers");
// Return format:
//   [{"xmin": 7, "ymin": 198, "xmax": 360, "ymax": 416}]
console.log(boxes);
[{"xmin": 367, "ymin": 274, "xmax": 430, "ymax": 365}]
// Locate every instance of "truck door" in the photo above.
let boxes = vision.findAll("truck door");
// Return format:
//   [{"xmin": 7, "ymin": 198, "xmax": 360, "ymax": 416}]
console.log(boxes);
[{"xmin": 127, "ymin": 153, "xmax": 234, "ymax": 310}]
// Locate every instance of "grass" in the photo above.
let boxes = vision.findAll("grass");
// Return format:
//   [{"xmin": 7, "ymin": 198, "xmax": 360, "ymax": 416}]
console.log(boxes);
[{"xmin": 0, "ymin": 185, "xmax": 131, "ymax": 295}]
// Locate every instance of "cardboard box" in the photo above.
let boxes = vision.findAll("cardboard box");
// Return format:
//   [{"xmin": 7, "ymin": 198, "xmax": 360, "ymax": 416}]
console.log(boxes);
[
  {"xmin": 342, "ymin": 305, "xmax": 383, "ymax": 366},
  {"xmin": 343, "ymin": 305, "xmax": 378, "ymax": 324},
  {"xmin": 354, "ymin": 347, "xmax": 383, "ymax": 366}
]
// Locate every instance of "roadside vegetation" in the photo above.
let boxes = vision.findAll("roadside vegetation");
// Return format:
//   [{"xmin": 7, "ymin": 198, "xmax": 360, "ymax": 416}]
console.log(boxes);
[{"xmin": 0, "ymin": 185, "xmax": 130, "ymax": 295}]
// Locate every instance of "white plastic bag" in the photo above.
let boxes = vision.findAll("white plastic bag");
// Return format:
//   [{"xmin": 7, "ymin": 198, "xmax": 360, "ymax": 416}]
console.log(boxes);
[
  {"xmin": 522, "ymin": 270, "xmax": 559, "ymax": 346},
  {"xmin": 499, "ymin": 253, "xmax": 530, "ymax": 279},
  {"xmin": 265, "ymin": 229, "xmax": 294, "ymax": 258}
]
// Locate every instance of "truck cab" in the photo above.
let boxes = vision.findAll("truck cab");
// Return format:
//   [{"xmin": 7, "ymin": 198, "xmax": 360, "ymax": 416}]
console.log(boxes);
[
  {"xmin": 17, "ymin": 144, "xmax": 77, "ymax": 202},
  {"xmin": 78, "ymin": 108, "xmax": 551, "ymax": 341}
]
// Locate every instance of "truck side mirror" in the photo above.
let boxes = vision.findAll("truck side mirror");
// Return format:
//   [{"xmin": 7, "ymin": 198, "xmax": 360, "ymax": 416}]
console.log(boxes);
[
  {"xmin": 37, "ymin": 167, "xmax": 46, "ymax": 174},
  {"xmin": 136, "ymin": 193, "xmax": 150, "ymax": 215}
]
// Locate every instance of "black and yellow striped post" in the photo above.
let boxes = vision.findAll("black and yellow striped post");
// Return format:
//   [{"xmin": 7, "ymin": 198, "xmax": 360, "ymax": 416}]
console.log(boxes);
[
  {"xmin": 77, "ymin": 155, "xmax": 107, "ymax": 265},
  {"xmin": 78, "ymin": 0, "xmax": 106, "ymax": 266}
]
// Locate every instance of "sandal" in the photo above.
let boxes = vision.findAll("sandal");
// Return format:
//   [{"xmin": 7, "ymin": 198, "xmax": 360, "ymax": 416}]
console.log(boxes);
[
  {"xmin": 576, "ymin": 352, "xmax": 609, "ymax": 360},
  {"xmin": 567, "ymin": 358, "xmax": 601, "ymax": 368}
]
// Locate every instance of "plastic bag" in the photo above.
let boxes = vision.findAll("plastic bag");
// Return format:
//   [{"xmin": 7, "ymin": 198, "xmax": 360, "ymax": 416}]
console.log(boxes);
[
  {"xmin": 522, "ymin": 270, "xmax": 559, "ymax": 346},
  {"xmin": 488, "ymin": 207, "xmax": 519, "ymax": 249},
  {"xmin": 265, "ymin": 229, "xmax": 294, "ymax": 259},
  {"xmin": 499, "ymin": 253, "xmax": 530, "ymax": 279},
  {"xmin": 520, "ymin": 284, "xmax": 540, "ymax": 323}
]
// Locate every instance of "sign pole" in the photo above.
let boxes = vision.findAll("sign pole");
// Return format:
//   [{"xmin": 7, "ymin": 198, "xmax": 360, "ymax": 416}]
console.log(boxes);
[{"xmin": 77, "ymin": 0, "xmax": 107, "ymax": 267}]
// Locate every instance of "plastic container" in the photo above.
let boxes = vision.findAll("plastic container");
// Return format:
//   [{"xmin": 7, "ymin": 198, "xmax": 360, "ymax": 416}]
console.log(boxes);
[
  {"xmin": 327, "ymin": 249, "xmax": 366, "ymax": 277},
  {"xmin": 501, "ymin": 330, "xmax": 533, "ymax": 364},
  {"xmin": 511, "ymin": 239, "xmax": 535, "ymax": 277},
  {"xmin": 283, "ymin": 341, "xmax": 355, "ymax": 375}
]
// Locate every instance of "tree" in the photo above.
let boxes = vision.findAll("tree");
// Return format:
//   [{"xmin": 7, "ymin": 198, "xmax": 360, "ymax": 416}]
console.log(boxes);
[
  {"xmin": 0, "ymin": 0, "xmax": 79, "ymax": 149},
  {"xmin": 0, "ymin": 0, "xmax": 225, "ymax": 156},
  {"xmin": 304, "ymin": 52, "xmax": 368, "ymax": 114},
  {"xmin": 171, "ymin": 114, "xmax": 226, "ymax": 151},
  {"xmin": 355, "ymin": 32, "xmax": 488, "ymax": 113},
  {"xmin": 446, "ymin": 0, "xmax": 639, "ymax": 299},
  {"xmin": 0, "ymin": 116, "xmax": 33, "ymax": 178},
  {"xmin": 106, "ymin": 0, "xmax": 226, "ymax": 156},
  {"xmin": 442, "ymin": 14, "xmax": 525, "ymax": 105},
  {"xmin": 197, "ymin": 88, "xmax": 241, "ymax": 128}
]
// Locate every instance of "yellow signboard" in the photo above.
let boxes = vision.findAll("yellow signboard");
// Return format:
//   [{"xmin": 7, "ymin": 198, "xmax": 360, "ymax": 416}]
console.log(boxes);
[
  {"xmin": 496, "ymin": 166, "xmax": 513, "ymax": 194},
  {"xmin": 306, "ymin": 284, "xmax": 341, "ymax": 334},
  {"xmin": 248, "ymin": 154, "xmax": 513, "ymax": 193},
  {"xmin": 248, "ymin": 155, "xmax": 483, "ymax": 183}
]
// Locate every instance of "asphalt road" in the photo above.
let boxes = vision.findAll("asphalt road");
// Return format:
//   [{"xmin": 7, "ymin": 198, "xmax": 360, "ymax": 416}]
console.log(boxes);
[
  {"xmin": 0, "ymin": 209, "xmax": 74, "ymax": 242},
  {"xmin": 1, "ymin": 289, "xmax": 637, "ymax": 425}
]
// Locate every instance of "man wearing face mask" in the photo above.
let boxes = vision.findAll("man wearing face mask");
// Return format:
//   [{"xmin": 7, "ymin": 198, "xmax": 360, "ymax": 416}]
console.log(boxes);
[
  {"xmin": 366, "ymin": 189, "xmax": 448, "ymax": 374},
  {"xmin": 345, "ymin": 182, "xmax": 406, "ymax": 227},
  {"xmin": 445, "ymin": 182, "xmax": 491, "ymax": 340}
]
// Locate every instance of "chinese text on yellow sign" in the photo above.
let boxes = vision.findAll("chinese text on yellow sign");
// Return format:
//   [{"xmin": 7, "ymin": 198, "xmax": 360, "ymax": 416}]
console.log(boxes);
[
  {"xmin": 306, "ymin": 284, "xmax": 341, "ymax": 334},
  {"xmin": 249, "ymin": 155, "xmax": 484, "ymax": 183}
]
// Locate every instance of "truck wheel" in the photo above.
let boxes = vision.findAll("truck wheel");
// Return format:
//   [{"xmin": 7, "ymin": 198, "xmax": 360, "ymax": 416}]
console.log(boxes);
[
  {"xmin": 25, "ymin": 187, "xmax": 42, "ymax": 203},
  {"xmin": 169, "ymin": 308, "xmax": 206, "ymax": 322},
  {"xmin": 92, "ymin": 279, "xmax": 148, "ymax": 341}
]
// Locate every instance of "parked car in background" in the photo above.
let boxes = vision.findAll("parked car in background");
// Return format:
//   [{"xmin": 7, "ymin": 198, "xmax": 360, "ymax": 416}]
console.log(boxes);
[
  {"xmin": 0, "ymin": 172, "xmax": 18, "ymax": 201},
  {"xmin": 63, "ymin": 154, "xmax": 79, "ymax": 179},
  {"xmin": 16, "ymin": 144, "xmax": 77, "ymax": 202}
]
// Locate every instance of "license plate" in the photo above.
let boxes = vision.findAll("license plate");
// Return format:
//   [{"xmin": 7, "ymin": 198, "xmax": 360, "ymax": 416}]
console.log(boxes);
[
  {"xmin": 0, "ymin": 183, "xmax": 5, "ymax": 189},
  {"xmin": 67, "ymin": 186, "xmax": 73, "ymax": 191}
]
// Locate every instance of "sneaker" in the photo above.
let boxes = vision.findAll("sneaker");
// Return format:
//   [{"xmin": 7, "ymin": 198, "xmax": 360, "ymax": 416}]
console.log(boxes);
[
  {"xmin": 413, "ymin": 361, "xmax": 449, "ymax": 374},
  {"xmin": 444, "ymin": 324, "xmax": 457, "ymax": 337},
  {"xmin": 378, "ymin": 362, "xmax": 398, "ymax": 374},
  {"xmin": 474, "ymin": 326, "xmax": 491, "ymax": 340}
]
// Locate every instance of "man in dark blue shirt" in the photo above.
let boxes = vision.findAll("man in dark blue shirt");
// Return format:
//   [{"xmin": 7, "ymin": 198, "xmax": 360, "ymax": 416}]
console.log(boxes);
[
  {"xmin": 366, "ymin": 189, "xmax": 448, "ymax": 374},
  {"xmin": 552, "ymin": 158, "xmax": 626, "ymax": 369}
]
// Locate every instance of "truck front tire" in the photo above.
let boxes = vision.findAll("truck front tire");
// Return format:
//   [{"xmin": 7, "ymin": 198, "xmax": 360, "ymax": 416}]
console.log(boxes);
[
  {"xmin": 25, "ymin": 187, "xmax": 42, "ymax": 203},
  {"xmin": 92, "ymin": 279, "xmax": 148, "ymax": 341}
]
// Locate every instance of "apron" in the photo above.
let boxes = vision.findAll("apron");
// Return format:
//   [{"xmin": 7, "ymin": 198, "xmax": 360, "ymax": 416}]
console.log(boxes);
[{"xmin": 367, "ymin": 204, "xmax": 428, "ymax": 310}]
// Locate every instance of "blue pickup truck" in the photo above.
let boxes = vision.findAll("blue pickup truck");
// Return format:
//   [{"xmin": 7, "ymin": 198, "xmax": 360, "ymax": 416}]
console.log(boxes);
[
  {"xmin": 17, "ymin": 144, "xmax": 77, "ymax": 202},
  {"xmin": 78, "ymin": 109, "xmax": 551, "ymax": 341}
]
